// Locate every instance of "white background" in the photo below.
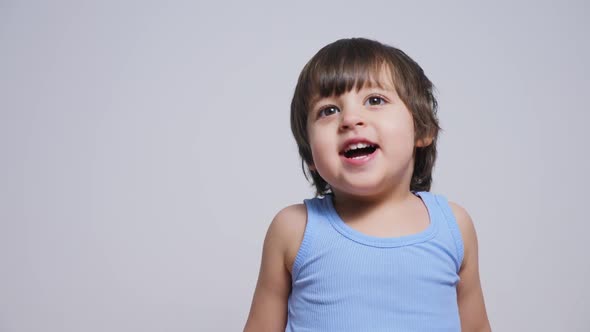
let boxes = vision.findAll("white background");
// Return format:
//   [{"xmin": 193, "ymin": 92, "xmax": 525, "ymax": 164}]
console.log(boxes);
[{"xmin": 1, "ymin": 0, "xmax": 589, "ymax": 331}]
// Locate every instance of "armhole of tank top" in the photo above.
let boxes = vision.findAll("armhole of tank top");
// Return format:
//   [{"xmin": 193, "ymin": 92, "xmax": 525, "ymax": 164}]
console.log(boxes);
[
  {"xmin": 291, "ymin": 198, "xmax": 316, "ymax": 281},
  {"xmin": 434, "ymin": 194, "xmax": 465, "ymax": 273}
]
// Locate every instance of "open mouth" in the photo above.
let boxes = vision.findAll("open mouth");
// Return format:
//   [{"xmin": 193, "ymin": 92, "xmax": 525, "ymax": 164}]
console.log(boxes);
[{"xmin": 341, "ymin": 142, "xmax": 379, "ymax": 159}]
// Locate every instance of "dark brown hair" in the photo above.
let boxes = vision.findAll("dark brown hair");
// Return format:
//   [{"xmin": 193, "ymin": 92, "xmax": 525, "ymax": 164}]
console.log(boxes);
[{"xmin": 290, "ymin": 38, "xmax": 441, "ymax": 196}]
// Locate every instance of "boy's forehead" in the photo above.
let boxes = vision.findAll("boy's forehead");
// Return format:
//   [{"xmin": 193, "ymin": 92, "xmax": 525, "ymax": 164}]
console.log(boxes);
[{"xmin": 371, "ymin": 65, "xmax": 397, "ymax": 88}]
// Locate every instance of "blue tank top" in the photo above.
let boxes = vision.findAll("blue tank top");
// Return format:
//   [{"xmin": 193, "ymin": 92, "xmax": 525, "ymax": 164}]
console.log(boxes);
[{"xmin": 286, "ymin": 191, "xmax": 464, "ymax": 332}]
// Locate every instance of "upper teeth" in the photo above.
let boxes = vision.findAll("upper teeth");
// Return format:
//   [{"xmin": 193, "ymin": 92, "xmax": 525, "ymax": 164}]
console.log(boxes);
[{"xmin": 346, "ymin": 142, "xmax": 372, "ymax": 152}]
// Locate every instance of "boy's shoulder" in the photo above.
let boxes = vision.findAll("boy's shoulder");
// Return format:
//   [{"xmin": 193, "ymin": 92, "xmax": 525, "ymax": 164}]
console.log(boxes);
[
  {"xmin": 446, "ymin": 201, "xmax": 475, "ymax": 239},
  {"xmin": 270, "ymin": 203, "xmax": 307, "ymax": 236},
  {"xmin": 447, "ymin": 201, "xmax": 470, "ymax": 223},
  {"xmin": 273, "ymin": 203, "xmax": 307, "ymax": 222},
  {"xmin": 267, "ymin": 203, "xmax": 307, "ymax": 274},
  {"xmin": 447, "ymin": 200, "xmax": 477, "ymax": 272}
]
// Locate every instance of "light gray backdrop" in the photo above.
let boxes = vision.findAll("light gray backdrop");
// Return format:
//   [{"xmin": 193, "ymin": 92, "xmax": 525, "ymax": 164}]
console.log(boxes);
[{"xmin": 1, "ymin": 0, "xmax": 589, "ymax": 331}]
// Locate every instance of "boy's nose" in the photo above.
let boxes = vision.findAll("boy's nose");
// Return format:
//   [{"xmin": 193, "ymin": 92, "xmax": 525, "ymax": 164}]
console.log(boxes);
[{"xmin": 339, "ymin": 111, "xmax": 365, "ymax": 131}]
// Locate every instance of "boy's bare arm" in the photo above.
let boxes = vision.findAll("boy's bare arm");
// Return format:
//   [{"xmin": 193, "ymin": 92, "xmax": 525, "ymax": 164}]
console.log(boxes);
[
  {"xmin": 244, "ymin": 204, "xmax": 307, "ymax": 332},
  {"xmin": 450, "ymin": 202, "xmax": 492, "ymax": 332}
]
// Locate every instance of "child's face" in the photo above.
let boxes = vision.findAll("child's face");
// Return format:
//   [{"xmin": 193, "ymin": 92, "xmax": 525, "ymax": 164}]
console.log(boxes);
[{"xmin": 306, "ymin": 68, "xmax": 427, "ymax": 197}]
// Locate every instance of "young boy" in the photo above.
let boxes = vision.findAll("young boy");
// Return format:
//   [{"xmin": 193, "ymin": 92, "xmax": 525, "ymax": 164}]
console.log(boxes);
[{"xmin": 244, "ymin": 38, "xmax": 491, "ymax": 331}]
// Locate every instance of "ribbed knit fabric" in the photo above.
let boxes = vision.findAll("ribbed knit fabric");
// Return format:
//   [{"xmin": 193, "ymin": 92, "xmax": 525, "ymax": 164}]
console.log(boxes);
[{"xmin": 286, "ymin": 191, "xmax": 464, "ymax": 332}]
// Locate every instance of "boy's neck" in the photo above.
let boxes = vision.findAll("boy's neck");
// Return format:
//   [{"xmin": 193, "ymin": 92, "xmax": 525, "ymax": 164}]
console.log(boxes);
[{"xmin": 331, "ymin": 186, "xmax": 417, "ymax": 217}]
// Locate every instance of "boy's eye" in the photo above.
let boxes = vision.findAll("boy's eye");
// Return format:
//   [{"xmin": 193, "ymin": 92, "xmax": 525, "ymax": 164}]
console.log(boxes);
[
  {"xmin": 318, "ymin": 106, "xmax": 340, "ymax": 118},
  {"xmin": 365, "ymin": 96, "xmax": 386, "ymax": 106}
]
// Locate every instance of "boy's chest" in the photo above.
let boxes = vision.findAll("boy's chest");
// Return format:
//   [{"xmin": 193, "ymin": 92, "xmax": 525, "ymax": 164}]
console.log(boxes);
[
  {"xmin": 344, "ymin": 215, "xmax": 431, "ymax": 238},
  {"xmin": 290, "ymin": 243, "xmax": 461, "ymax": 327},
  {"xmin": 293, "ymin": 243, "xmax": 460, "ymax": 301}
]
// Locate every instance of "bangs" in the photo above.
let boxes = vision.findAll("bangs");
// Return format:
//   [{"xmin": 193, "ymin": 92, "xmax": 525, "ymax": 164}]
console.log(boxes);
[{"xmin": 303, "ymin": 39, "xmax": 395, "ymax": 106}]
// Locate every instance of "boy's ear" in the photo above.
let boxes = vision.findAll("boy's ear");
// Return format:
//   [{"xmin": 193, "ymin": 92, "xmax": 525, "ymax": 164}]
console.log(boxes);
[{"xmin": 415, "ymin": 136, "xmax": 434, "ymax": 148}]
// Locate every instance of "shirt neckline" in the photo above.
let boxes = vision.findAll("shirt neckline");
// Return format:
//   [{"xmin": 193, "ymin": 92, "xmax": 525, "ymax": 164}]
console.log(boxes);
[{"xmin": 323, "ymin": 191, "xmax": 439, "ymax": 248}]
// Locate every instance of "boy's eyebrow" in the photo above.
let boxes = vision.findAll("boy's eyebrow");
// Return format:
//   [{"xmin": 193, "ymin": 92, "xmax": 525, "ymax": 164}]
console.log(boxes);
[
  {"xmin": 364, "ymin": 80, "xmax": 396, "ymax": 92},
  {"xmin": 308, "ymin": 83, "xmax": 397, "ymax": 110},
  {"xmin": 309, "ymin": 95, "xmax": 322, "ymax": 108}
]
